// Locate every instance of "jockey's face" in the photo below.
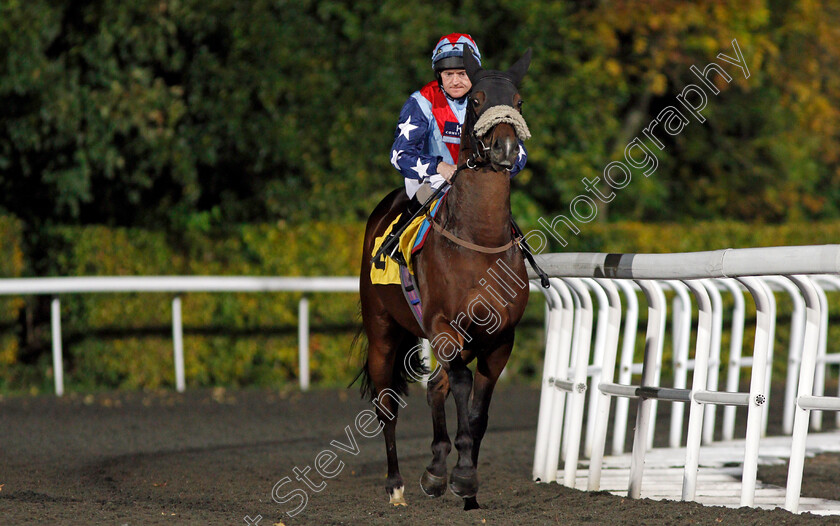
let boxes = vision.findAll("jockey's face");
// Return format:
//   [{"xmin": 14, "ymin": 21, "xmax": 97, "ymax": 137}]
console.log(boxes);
[{"xmin": 440, "ymin": 69, "xmax": 472, "ymax": 99}]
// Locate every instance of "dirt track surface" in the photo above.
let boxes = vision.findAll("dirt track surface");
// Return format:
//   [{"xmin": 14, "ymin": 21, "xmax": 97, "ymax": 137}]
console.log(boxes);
[{"xmin": 1, "ymin": 385, "xmax": 838, "ymax": 525}]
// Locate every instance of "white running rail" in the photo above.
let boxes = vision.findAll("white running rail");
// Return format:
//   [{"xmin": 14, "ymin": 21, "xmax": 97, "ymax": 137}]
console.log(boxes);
[
  {"xmin": 528, "ymin": 245, "xmax": 840, "ymax": 513},
  {"xmin": 0, "ymin": 276, "xmax": 359, "ymax": 395}
]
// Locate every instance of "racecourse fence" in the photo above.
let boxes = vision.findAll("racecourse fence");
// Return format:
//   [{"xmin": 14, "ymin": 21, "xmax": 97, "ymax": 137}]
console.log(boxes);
[
  {"xmin": 527, "ymin": 245, "xmax": 840, "ymax": 514},
  {"xmin": 6, "ymin": 247, "xmax": 840, "ymax": 513},
  {"xmin": 0, "ymin": 276, "xmax": 359, "ymax": 394}
]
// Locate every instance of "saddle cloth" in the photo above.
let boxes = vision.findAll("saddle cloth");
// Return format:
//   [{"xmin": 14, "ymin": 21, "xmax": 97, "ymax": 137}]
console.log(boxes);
[{"xmin": 369, "ymin": 192, "xmax": 447, "ymax": 285}]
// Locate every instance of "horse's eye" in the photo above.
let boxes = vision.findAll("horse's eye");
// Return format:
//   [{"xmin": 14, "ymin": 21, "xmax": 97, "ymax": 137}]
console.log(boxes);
[
  {"xmin": 517, "ymin": 100, "xmax": 524, "ymax": 108},
  {"xmin": 472, "ymin": 98, "xmax": 481, "ymax": 107}
]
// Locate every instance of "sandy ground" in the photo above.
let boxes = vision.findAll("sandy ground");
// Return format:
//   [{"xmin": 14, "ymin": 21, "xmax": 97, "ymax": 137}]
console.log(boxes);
[{"xmin": 1, "ymin": 384, "xmax": 838, "ymax": 525}]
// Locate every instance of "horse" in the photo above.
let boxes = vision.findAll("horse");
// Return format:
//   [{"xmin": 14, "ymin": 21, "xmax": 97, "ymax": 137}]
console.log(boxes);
[{"xmin": 356, "ymin": 46, "xmax": 532, "ymax": 511}]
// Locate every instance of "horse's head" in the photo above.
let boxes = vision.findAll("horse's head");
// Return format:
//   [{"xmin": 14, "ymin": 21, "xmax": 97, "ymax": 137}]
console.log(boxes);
[{"xmin": 462, "ymin": 47, "xmax": 532, "ymax": 171}]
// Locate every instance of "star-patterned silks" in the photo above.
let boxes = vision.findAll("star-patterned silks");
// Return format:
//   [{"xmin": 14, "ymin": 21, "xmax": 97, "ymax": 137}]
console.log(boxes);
[
  {"xmin": 397, "ymin": 116, "xmax": 418, "ymax": 139},
  {"xmin": 390, "ymin": 149, "xmax": 403, "ymax": 169},
  {"xmin": 411, "ymin": 158, "xmax": 430, "ymax": 178},
  {"xmin": 389, "ymin": 86, "xmax": 528, "ymax": 197}
]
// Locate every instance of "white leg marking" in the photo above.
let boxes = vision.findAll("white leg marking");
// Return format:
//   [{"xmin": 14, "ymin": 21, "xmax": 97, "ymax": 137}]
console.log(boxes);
[{"xmin": 389, "ymin": 485, "xmax": 407, "ymax": 506}]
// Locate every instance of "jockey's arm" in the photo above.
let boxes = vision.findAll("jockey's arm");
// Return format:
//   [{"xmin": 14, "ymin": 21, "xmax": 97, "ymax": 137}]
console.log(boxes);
[{"xmin": 390, "ymin": 98, "xmax": 440, "ymax": 184}]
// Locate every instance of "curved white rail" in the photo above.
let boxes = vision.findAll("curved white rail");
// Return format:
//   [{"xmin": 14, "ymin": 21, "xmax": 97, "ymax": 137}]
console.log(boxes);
[
  {"xmin": 529, "ymin": 245, "xmax": 840, "ymax": 280},
  {"xmin": 528, "ymin": 245, "xmax": 840, "ymax": 514}
]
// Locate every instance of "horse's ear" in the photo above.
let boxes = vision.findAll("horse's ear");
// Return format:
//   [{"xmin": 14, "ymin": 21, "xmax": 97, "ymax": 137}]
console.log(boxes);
[
  {"xmin": 506, "ymin": 48, "xmax": 532, "ymax": 87},
  {"xmin": 463, "ymin": 46, "xmax": 482, "ymax": 83}
]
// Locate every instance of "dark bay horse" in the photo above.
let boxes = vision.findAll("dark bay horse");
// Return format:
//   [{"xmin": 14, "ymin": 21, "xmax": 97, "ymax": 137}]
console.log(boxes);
[{"xmin": 357, "ymin": 47, "xmax": 532, "ymax": 510}]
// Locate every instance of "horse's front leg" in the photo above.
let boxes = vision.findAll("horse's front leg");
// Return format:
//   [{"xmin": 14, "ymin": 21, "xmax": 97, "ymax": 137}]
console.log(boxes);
[
  {"xmin": 420, "ymin": 369, "xmax": 451, "ymax": 498},
  {"xmin": 463, "ymin": 335, "xmax": 514, "ymax": 510},
  {"xmin": 446, "ymin": 355, "xmax": 479, "ymax": 499}
]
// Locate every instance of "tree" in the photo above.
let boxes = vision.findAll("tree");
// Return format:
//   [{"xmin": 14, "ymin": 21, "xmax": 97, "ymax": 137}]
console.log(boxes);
[{"xmin": 0, "ymin": 0, "xmax": 839, "ymax": 230}]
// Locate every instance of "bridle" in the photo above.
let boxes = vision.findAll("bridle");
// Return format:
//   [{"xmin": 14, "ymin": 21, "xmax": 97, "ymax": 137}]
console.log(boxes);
[
  {"xmin": 462, "ymin": 73, "xmax": 520, "ymax": 170},
  {"xmin": 463, "ymin": 107, "xmax": 490, "ymax": 170}
]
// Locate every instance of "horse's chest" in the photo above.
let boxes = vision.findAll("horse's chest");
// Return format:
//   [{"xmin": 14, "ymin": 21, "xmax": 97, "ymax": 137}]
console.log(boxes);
[
  {"xmin": 416, "ymin": 243, "xmax": 530, "ymax": 337},
  {"xmin": 444, "ymin": 277, "xmax": 529, "ymax": 340}
]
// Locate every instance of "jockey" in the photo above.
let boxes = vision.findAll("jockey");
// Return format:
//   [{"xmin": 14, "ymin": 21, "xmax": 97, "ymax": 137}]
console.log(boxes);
[{"xmin": 381, "ymin": 34, "xmax": 528, "ymax": 261}]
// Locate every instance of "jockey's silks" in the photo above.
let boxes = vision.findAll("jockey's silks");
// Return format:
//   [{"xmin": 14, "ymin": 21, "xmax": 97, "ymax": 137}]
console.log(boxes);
[
  {"xmin": 390, "ymin": 79, "xmax": 526, "ymax": 200},
  {"xmin": 419, "ymin": 81, "xmax": 461, "ymax": 163}
]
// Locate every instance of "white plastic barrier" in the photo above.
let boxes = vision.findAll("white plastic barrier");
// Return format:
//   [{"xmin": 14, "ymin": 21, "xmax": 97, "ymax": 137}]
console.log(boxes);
[
  {"xmin": 783, "ymin": 275, "xmax": 840, "ymax": 513},
  {"xmin": 587, "ymin": 274, "xmax": 838, "ymax": 448},
  {"xmin": 528, "ymin": 245, "xmax": 840, "ymax": 513},
  {"xmin": 811, "ymin": 276, "xmax": 840, "ymax": 429},
  {"xmin": 609, "ymin": 281, "xmax": 639, "ymax": 456}
]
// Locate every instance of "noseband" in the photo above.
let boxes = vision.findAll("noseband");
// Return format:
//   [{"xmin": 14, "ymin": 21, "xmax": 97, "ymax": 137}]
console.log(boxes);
[{"xmin": 464, "ymin": 109, "xmax": 511, "ymax": 170}]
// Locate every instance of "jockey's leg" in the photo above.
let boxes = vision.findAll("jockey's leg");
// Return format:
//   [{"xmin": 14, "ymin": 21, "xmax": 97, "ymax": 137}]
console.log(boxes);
[
  {"xmin": 379, "ymin": 187, "xmax": 425, "ymax": 263},
  {"xmin": 414, "ymin": 182, "xmax": 434, "ymax": 203}
]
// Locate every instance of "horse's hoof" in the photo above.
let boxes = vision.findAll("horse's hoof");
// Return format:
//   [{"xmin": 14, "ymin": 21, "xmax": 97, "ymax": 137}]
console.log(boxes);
[
  {"xmin": 389, "ymin": 485, "xmax": 407, "ymax": 506},
  {"xmin": 448, "ymin": 469, "xmax": 478, "ymax": 499},
  {"xmin": 420, "ymin": 470, "xmax": 448, "ymax": 498},
  {"xmin": 463, "ymin": 496, "xmax": 481, "ymax": 511}
]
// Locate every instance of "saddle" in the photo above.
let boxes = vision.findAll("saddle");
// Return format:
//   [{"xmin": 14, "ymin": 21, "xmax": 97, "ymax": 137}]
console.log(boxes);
[{"xmin": 369, "ymin": 191, "xmax": 449, "ymax": 286}]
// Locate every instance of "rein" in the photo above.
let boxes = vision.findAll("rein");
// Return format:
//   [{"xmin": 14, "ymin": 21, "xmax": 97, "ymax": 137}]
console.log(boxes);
[
  {"xmin": 426, "ymin": 158, "xmax": 522, "ymax": 255},
  {"xmin": 428, "ymin": 213, "xmax": 521, "ymax": 253}
]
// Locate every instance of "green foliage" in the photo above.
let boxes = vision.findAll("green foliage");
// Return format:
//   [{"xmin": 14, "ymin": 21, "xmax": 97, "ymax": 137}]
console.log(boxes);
[
  {"xmin": 0, "ymin": 217, "xmax": 28, "ymax": 387},
  {"xmin": 3, "ymin": 220, "xmax": 364, "ymax": 392},
  {"xmin": 2, "ymin": 1, "xmax": 839, "ymax": 228},
  {"xmin": 519, "ymin": 219, "xmax": 840, "ymax": 254}
]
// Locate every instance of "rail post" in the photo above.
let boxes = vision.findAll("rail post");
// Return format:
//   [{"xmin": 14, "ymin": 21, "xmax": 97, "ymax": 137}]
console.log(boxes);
[
  {"xmin": 298, "ymin": 295, "xmax": 310, "ymax": 391},
  {"xmin": 51, "ymin": 297, "xmax": 64, "ymax": 396},
  {"xmin": 735, "ymin": 276, "xmax": 773, "ymax": 507},
  {"xmin": 628, "ymin": 280, "xmax": 666, "ymax": 498},
  {"xmin": 681, "ymin": 280, "xmax": 713, "ymax": 500},
  {"xmin": 172, "ymin": 295, "xmax": 186, "ymax": 393}
]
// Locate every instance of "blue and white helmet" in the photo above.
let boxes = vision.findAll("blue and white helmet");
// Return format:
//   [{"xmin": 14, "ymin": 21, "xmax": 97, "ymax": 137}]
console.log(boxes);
[{"xmin": 431, "ymin": 33, "xmax": 481, "ymax": 71}]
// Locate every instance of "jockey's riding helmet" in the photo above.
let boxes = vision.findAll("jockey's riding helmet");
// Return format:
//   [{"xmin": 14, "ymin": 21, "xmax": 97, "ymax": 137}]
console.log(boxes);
[{"xmin": 431, "ymin": 33, "xmax": 481, "ymax": 71}]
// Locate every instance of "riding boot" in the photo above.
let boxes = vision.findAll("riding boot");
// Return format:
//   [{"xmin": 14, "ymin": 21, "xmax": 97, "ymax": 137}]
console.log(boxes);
[{"xmin": 379, "ymin": 196, "xmax": 422, "ymax": 266}]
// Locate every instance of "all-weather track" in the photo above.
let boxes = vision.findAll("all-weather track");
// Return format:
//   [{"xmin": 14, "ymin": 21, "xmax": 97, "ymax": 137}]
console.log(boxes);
[{"xmin": 1, "ymin": 385, "xmax": 838, "ymax": 525}]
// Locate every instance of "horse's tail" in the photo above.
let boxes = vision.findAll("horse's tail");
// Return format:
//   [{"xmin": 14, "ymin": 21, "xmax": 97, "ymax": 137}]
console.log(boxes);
[
  {"xmin": 392, "ymin": 338, "xmax": 429, "ymax": 397},
  {"xmin": 348, "ymin": 323, "xmax": 371, "ymax": 396},
  {"xmin": 349, "ymin": 321, "xmax": 428, "ymax": 401}
]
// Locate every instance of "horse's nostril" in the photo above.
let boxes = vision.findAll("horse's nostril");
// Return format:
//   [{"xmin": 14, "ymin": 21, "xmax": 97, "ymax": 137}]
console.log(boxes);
[
  {"xmin": 490, "ymin": 137, "xmax": 517, "ymax": 164},
  {"xmin": 492, "ymin": 138, "xmax": 513, "ymax": 153}
]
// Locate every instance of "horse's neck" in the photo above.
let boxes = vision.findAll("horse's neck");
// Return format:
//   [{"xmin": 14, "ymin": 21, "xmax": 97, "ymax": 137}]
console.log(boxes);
[{"xmin": 443, "ymin": 170, "xmax": 512, "ymax": 246}]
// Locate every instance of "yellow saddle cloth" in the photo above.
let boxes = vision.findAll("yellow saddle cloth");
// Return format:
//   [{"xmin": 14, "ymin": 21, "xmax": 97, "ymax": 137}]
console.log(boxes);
[{"xmin": 369, "ymin": 213, "xmax": 426, "ymax": 285}]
